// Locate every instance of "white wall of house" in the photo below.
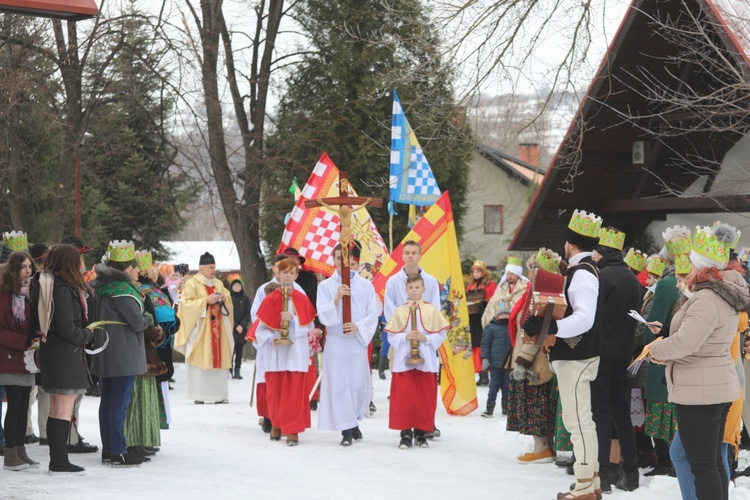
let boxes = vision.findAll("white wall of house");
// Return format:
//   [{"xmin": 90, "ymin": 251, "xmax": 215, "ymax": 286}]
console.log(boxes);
[
  {"xmin": 460, "ymin": 151, "xmax": 537, "ymax": 268},
  {"xmin": 648, "ymin": 134, "xmax": 750, "ymax": 248}
]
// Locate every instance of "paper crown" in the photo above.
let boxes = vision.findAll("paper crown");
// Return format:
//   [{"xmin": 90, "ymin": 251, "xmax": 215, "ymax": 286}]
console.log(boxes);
[
  {"xmin": 106, "ymin": 240, "xmax": 135, "ymax": 263},
  {"xmin": 662, "ymin": 225, "xmax": 692, "ymax": 256},
  {"xmin": 711, "ymin": 222, "xmax": 741, "ymax": 249},
  {"xmin": 135, "ymin": 250, "xmax": 152, "ymax": 271},
  {"xmin": 2, "ymin": 231, "xmax": 28, "ymax": 252},
  {"xmin": 693, "ymin": 223, "xmax": 738, "ymax": 266},
  {"xmin": 624, "ymin": 248, "xmax": 648, "ymax": 272},
  {"xmin": 598, "ymin": 227, "xmax": 625, "ymax": 251},
  {"xmin": 507, "ymin": 256, "xmax": 522, "ymax": 267},
  {"xmin": 567, "ymin": 209, "xmax": 602, "ymax": 239},
  {"xmin": 533, "ymin": 248, "xmax": 561, "ymax": 273},
  {"xmin": 646, "ymin": 255, "xmax": 667, "ymax": 277},
  {"xmin": 674, "ymin": 254, "xmax": 691, "ymax": 275}
]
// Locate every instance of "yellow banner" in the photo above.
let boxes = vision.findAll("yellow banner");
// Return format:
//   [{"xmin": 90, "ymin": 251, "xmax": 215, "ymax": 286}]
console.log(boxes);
[{"xmin": 373, "ymin": 192, "xmax": 477, "ymax": 415}]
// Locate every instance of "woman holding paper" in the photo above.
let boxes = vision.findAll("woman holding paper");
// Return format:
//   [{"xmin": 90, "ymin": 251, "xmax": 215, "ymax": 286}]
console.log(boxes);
[{"xmin": 649, "ymin": 223, "xmax": 749, "ymax": 500}]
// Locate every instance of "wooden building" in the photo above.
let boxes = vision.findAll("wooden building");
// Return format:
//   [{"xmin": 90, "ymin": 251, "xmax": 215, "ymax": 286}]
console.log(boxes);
[{"xmin": 510, "ymin": 0, "xmax": 749, "ymax": 251}]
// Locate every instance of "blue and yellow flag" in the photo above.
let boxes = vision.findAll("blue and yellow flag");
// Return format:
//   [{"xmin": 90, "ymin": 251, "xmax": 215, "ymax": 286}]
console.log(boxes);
[
  {"xmin": 373, "ymin": 192, "xmax": 477, "ymax": 415},
  {"xmin": 389, "ymin": 89, "xmax": 441, "ymax": 217}
]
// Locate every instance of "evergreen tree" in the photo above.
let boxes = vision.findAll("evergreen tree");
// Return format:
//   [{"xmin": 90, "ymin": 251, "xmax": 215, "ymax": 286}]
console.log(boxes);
[
  {"xmin": 265, "ymin": 0, "xmax": 473, "ymax": 253},
  {"xmin": 81, "ymin": 11, "xmax": 193, "ymax": 260}
]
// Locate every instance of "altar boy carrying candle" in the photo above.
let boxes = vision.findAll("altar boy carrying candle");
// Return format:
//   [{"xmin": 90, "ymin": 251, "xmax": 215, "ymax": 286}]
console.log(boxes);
[{"xmin": 384, "ymin": 274, "xmax": 449, "ymax": 449}]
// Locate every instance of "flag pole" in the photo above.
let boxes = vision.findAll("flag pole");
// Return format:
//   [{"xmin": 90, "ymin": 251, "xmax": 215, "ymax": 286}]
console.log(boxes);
[{"xmin": 389, "ymin": 212, "xmax": 394, "ymax": 254}]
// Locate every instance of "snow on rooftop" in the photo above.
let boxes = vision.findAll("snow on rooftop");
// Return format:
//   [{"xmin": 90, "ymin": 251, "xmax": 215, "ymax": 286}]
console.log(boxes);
[{"xmin": 161, "ymin": 240, "xmax": 241, "ymax": 271}]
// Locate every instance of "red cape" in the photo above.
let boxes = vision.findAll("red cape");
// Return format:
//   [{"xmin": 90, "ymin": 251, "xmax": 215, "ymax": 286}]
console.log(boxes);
[
  {"xmin": 256, "ymin": 288, "xmax": 316, "ymax": 330},
  {"xmin": 245, "ymin": 319, "xmax": 259, "ymax": 342}
]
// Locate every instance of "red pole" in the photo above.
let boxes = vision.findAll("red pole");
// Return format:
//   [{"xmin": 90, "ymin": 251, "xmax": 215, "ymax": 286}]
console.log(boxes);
[{"xmin": 75, "ymin": 154, "xmax": 81, "ymax": 237}]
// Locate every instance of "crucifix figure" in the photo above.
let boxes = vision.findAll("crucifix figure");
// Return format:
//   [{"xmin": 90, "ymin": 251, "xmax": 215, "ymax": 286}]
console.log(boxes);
[{"xmin": 304, "ymin": 172, "xmax": 383, "ymax": 323}]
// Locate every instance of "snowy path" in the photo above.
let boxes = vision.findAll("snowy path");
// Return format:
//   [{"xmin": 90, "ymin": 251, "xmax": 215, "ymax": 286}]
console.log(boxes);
[{"xmin": 2, "ymin": 362, "xmax": 750, "ymax": 500}]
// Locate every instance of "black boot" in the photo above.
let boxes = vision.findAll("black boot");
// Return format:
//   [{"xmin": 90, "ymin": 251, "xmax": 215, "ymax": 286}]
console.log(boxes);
[
  {"xmin": 599, "ymin": 465, "xmax": 621, "ymax": 493},
  {"xmin": 645, "ymin": 439, "xmax": 672, "ymax": 477},
  {"xmin": 399, "ymin": 430, "xmax": 413, "ymax": 449},
  {"xmin": 340, "ymin": 429, "xmax": 353, "ymax": 447},
  {"xmin": 261, "ymin": 418, "xmax": 272, "ymax": 434},
  {"xmin": 481, "ymin": 402, "xmax": 495, "ymax": 418},
  {"xmin": 234, "ymin": 367, "xmax": 243, "ymax": 380},
  {"xmin": 477, "ymin": 372, "xmax": 489, "ymax": 386},
  {"xmin": 615, "ymin": 464, "xmax": 640, "ymax": 491},
  {"xmin": 414, "ymin": 429, "xmax": 429, "ymax": 448},
  {"xmin": 47, "ymin": 418, "xmax": 85, "ymax": 475}
]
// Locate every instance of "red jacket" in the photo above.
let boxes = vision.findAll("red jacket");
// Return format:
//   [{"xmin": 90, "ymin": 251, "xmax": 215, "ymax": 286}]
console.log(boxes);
[{"xmin": 0, "ymin": 291, "xmax": 34, "ymax": 374}]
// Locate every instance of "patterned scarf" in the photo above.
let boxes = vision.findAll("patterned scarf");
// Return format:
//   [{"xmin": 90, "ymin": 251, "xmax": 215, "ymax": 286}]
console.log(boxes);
[{"xmin": 12, "ymin": 281, "xmax": 28, "ymax": 323}]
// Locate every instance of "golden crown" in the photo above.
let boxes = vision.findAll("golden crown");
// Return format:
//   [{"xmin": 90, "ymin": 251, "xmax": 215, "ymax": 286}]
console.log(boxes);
[
  {"xmin": 624, "ymin": 248, "xmax": 648, "ymax": 272},
  {"xmin": 646, "ymin": 255, "xmax": 667, "ymax": 277},
  {"xmin": 2, "ymin": 231, "xmax": 28, "ymax": 252},
  {"xmin": 567, "ymin": 209, "xmax": 602, "ymax": 239},
  {"xmin": 106, "ymin": 240, "xmax": 135, "ymax": 263},
  {"xmin": 598, "ymin": 227, "xmax": 625, "ymax": 251}
]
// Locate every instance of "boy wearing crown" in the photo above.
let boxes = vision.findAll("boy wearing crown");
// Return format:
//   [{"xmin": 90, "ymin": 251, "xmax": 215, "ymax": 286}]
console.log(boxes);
[
  {"xmin": 523, "ymin": 210, "xmax": 603, "ymax": 500},
  {"xmin": 590, "ymin": 227, "xmax": 643, "ymax": 492},
  {"xmin": 254, "ymin": 257, "xmax": 316, "ymax": 446},
  {"xmin": 385, "ymin": 274, "xmax": 449, "ymax": 449},
  {"xmin": 174, "ymin": 252, "xmax": 234, "ymax": 404}
]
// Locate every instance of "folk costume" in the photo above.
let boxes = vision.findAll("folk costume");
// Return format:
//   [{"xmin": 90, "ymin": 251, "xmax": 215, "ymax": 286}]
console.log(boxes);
[
  {"xmin": 506, "ymin": 249, "xmax": 562, "ymax": 464},
  {"xmin": 385, "ymin": 300, "xmax": 449, "ymax": 447},
  {"xmin": 524, "ymin": 209, "xmax": 603, "ymax": 499},
  {"xmin": 250, "ymin": 278, "xmax": 305, "ymax": 423},
  {"xmin": 316, "ymin": 270, "xmax": 379, "ymax": 440},
  {"xmin": 174, "ymin": 253, "xmax": 234, "ymax": 403},
  {"xmin": 254, "ymin": 287, "xmax": 316, "ymax": 442}
]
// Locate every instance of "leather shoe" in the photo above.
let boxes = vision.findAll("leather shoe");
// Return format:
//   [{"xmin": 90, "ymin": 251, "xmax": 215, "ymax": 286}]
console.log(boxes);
[
  {"xmin": 68, "ymin": 439, "xmax": 99, "ymax": 454},
  {"xmin": 25, "ymin": 434, "xmax": 39, "ymax": 444},
  {"xmin": 39, "ymin": 438, "xmax": 49, "ymax": 446}
]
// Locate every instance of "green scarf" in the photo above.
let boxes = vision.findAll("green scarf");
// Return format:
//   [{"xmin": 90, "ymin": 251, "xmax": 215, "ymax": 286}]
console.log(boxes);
[{"xmin": 96, "ymin": 280, "xmax": 145, "ymax": 309}]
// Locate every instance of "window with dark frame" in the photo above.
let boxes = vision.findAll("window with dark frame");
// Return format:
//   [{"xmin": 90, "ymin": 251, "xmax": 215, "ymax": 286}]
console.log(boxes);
[{"xmin": 484, "ymin": 205, "xmax": 503, "ymax": 234}]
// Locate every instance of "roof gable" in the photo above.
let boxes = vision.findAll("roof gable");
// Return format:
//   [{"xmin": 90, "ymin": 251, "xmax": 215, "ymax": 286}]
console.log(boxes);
[{"xmin": 510, "ymin": 0, "xmax": 750, "ymax": 251}]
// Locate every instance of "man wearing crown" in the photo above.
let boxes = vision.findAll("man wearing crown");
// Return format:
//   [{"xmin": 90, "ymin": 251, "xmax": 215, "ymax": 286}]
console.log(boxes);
[
  {"xmin": 590, "ymin": 227, "xmax": 643, "ymax": 492},
  {"xmin": 523, "ymin": 209, "xmax": 604, "ymax": 500},
  {"xmin": 174, "ymin": 252, "xmax": 234, "ymax": 404}
]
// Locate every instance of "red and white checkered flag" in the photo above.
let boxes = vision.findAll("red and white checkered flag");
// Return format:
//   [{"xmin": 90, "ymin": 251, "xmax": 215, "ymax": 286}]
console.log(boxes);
[{"xmin": 277, "ymin": 153, "xmax": 389, "ymax": 278}]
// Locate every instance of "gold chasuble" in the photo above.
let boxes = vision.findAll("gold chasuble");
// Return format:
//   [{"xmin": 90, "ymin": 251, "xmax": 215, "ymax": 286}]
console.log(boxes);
[{"xmin": 175, "ymin": 274, "xmax": 234, "ymax": 370}]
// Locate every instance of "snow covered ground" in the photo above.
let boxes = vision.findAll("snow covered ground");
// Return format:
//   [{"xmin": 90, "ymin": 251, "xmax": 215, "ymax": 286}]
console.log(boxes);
[{"xmin": 3, "ymin": 362, "xmax": 750, "ymax": 500}]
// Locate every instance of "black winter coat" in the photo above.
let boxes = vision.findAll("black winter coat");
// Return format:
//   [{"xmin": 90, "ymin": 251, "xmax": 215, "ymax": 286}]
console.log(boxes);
[
  {"xmin": 597, "ymin": 253, "xmax": 644, "ymax": 361},
  {"xmin": 230, "ymin": 290, "xmax": 252, "ymax": 346},
  {"xmin": 39, "ymin": 278, "xmax": 94, "ymax": 390}
]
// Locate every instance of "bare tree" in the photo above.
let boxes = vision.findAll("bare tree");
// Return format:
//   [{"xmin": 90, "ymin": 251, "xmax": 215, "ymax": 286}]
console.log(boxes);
[{"xmin": 178, "ymin": 0, "xmax": 292, "ymax": 293}]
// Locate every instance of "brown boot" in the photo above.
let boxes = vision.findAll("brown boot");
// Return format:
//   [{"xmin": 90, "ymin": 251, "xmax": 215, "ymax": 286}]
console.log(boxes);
[
  {"xmin": 557, "ymin": 477, "xmax": 597, "ymax": 500},
  {"xmin": 3, "ymin": 447, "xmax": 30, "ymax": 471},
  {"xmin": 16, "ymin": 445, "xmax": 40, "ymax": 469},
  {"xmin": 270, "ymin": 427, "xmax": 281, "ymax": 441},
  {"xmin": 286, "ymin": 434, "xmax": 299, "ymax": 447}
]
